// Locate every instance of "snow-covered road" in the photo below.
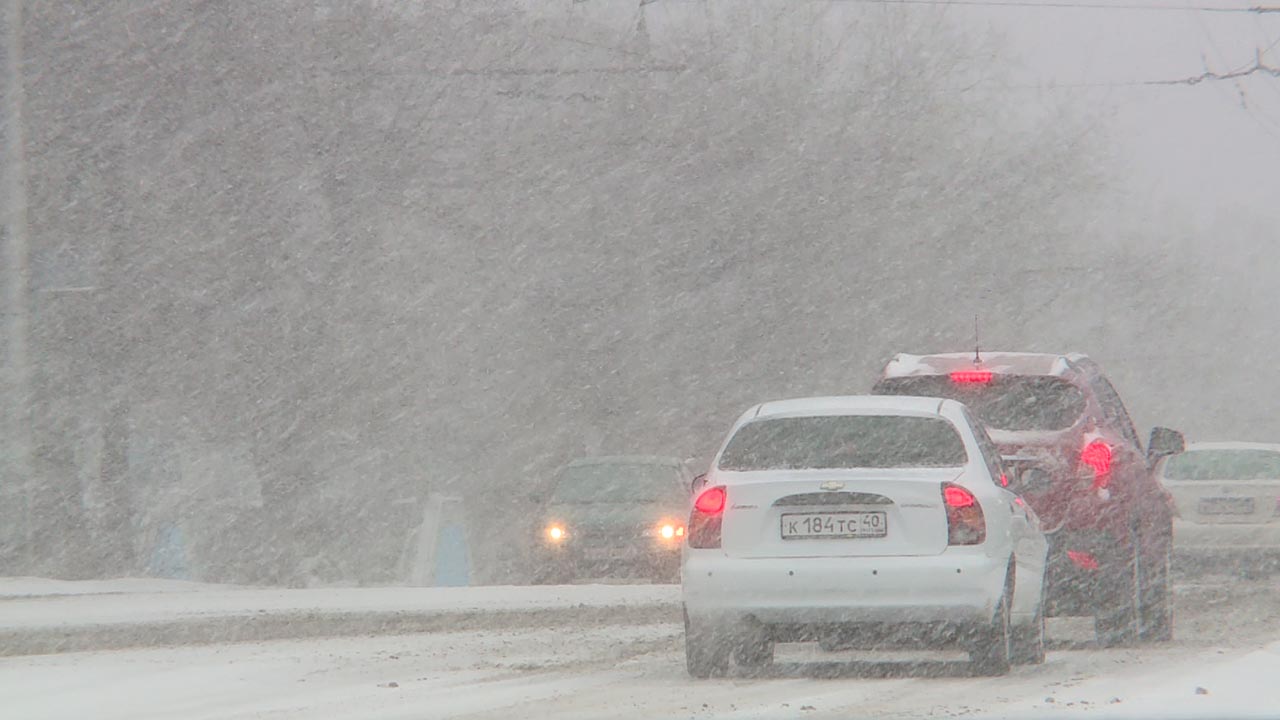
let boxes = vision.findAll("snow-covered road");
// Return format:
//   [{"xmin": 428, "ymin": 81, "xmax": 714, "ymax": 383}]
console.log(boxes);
[{"xmin": 2, "ymin": 575, "xmax": 1278, "ymax": 719}]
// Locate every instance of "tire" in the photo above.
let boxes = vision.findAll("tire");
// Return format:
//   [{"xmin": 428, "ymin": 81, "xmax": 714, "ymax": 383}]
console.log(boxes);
[
  {"xmin": 1011, "ymin": 568, "xmax": 1047, "ymax": 665},
  {"xmin": 1096, "ymin": 537, "xmax": 1141, "ymax": 648},
  {"xmin": 684, "ymin": 609, "xmax": 730, "ymax": 679},
  {"xmin": 733, "ymin": 626, "xmax": 775, "ymax": 675},
  {"xmin": 1011, "ymin": 602, "xmax": 1046, "ymax": 665},
  {"xmin": 1139, "ymin": 542, "xmax": 1173, "ymax": 643},
  {"xmin": 970, "ymin": 591, "xmax": 1012, "ymax": 676}
]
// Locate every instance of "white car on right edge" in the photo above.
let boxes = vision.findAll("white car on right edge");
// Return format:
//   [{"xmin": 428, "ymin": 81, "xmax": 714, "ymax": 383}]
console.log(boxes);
[
  {"xmin": 1156, "ymin": 441, "xmax": 1280, "ymax": 575},
  {"xmin": 682, "ymin": 396, "xmax": 1047, "ymax": 678}
]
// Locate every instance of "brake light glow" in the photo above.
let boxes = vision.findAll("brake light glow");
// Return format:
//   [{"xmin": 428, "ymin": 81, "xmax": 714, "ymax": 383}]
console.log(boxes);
[
  {"xmin": 688, "ymin": 486, "xmax": 726, "ymax": 549},
  {"xmin": 1080, "ymin": 440, "xmax": 1113, "ymax": 488},
  {"xmin": 1067, "ymin": 550, "xmax": 1100, "ymax": 571},
  {"xmin": 942, "ymin": 483, "xmax": 985, "ymax": 545},
  {"xmin": 694, "ymin": 486, "xmax": 726, "ymax": 515},
  {"xmin": 944, "ymin": 485, "xmax": 977, "ymax": 508},
  {"xmin": 950, "ymin": 370, "xmax": 993, "ymax": 384}
]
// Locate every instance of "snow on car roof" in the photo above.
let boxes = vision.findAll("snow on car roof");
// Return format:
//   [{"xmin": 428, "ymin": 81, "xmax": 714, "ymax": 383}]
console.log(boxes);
[
  {"xmin": 753, "ymin": 395, "xmax": 949, "ymax": 419},
  {"xmin": 881, "ymin": 351, "xmax": 1089, "ymax": 379}
]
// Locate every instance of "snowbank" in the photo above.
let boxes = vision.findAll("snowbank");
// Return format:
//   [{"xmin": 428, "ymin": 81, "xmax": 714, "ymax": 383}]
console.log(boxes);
[{"xmin": 0, "ymin": 577, "xmax": 680, "ymax": 656}]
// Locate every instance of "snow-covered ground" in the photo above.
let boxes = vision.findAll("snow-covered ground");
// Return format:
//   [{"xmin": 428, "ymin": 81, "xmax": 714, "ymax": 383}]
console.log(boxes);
[
  {"xmin": 2, "ymin": 575, "xmax": 1278, "ymax": 719},
  {"xmin": 986, "ymin": 641, "xmax": 1280, "ymax": 720}
]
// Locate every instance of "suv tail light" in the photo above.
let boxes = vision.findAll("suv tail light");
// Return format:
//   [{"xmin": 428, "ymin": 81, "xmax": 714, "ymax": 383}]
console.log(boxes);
[
  {"xmin": 950, "ymin": 370, "xmax": 993, "ymax": 384},
  {"xmin": 688, "ymin": 486, "xmax": 726, "ymax": 549},
  {"xmin": 1067, "ymin": 550, "xmax": 1100, "ymax": 571},
  {"xmin": 943, "ymin": 483, "xmax": 985, "ymax": 545},
  {"xmin": 1080, "ymin": 440, "xmax": 1113, "ymax": 489}
]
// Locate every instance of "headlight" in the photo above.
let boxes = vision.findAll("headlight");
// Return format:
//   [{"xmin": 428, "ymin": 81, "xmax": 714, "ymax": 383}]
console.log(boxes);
[
  {"xmin": 655, "ymin": 522, "xmax": 684, "ymax": 540},
  {"xmin": 545, "ymin": 524, "xmax": 567, "ymax": 542}
]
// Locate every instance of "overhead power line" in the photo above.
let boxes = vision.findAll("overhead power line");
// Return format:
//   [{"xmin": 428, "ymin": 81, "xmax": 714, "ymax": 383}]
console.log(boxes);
[
  {"xmin": 829, "ymin": 0, "xmax": 1278, "ymax": 11},
  {"xmin": 644, "ymin": 0, "xmax": 1280, "ymax": 12}
]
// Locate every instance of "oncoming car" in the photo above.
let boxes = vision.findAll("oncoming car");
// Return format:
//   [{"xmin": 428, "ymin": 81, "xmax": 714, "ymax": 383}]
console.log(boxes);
[
  {"xmin": 682, "ymin": 396, "xmax": 1048, "ymax": 678},
  {"xmin": 1156, "ymin": 442, "xmax": 1280, "ymax": 575},
  {"xmin": 532, "ymin": 456, "xmax": 693, "ymax": 584}
]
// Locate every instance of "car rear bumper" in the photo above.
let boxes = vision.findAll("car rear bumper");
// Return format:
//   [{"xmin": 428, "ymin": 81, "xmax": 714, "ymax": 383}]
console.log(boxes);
[
  {"xmin": 1173, "ymin": 519, "xmax": 1280, "ymax": 550},
  {"xmin": 1043, "ymin": 530, "xmax": 1136, "ymax": 616},
  {"xmin": 1173, "ymin": 520, "xmax": 1280, "ymax": 572},
  {"xmin": 536, "ymin": 544, "xmax": 680, "ymax": 579},
  {"xmin": 681, "ymin": 550, "xmax": 1008, "ymax": 627}
]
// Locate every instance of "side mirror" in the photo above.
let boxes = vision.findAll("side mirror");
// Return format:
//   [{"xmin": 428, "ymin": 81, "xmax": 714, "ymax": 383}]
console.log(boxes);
[
  {"xmin": 1014, "ymin": 466, "xmax": 1053, "ymax": 494},
  {"xmin": 1148, "ymin": 427, "xmax": 1185, "ymax": 462},
  {"xmin": 691, "ymin": 473, "xmax": 708, "ymax": 495}
]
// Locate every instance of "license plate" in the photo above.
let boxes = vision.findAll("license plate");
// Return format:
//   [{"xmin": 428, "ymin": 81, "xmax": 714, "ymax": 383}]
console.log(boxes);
[
  {"xmin": 581, "ymin": 548, "xmax": 629, "ymax": 561},
  {"xmin": 1198, "ymin": 497, "xmax": 1254, "ymax": 515},
  {"xmin": 780, "ymin": 512, "xmax": 887, "ymax": 540}
]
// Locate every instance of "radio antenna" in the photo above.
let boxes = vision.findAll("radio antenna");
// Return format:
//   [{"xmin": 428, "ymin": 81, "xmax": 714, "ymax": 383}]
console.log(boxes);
[{"xmin": 973, "ymin": 314, "xmax": 982, "ymax": 366}]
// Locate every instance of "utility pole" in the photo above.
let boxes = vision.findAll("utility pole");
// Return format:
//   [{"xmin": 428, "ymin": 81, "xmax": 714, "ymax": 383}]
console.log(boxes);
[{"xmin": 1, "ymin": 0, "xmax": 32, "ymax": 567}]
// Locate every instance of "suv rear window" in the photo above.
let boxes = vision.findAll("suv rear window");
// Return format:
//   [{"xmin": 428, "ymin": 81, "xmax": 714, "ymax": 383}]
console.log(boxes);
[
  {"xmin": 1161, "ymin": 449, "xmax": 1280, "ymax": 481},
  {"xmin": 718, "ymin": 415, "xmax": 967, "ymax": 471},
  {"xmin": 873, "ymin": 375, "xmax": 1086, "ymax": 432}
]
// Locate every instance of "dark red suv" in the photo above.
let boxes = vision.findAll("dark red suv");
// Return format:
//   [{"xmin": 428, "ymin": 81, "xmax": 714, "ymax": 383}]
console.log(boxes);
[{"xmin": 872, "ymin": 352, "xmax": 1185, "ymax": 646}]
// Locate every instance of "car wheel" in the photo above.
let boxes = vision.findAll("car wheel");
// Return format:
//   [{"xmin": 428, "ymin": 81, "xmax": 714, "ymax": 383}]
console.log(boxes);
[
  {"xmin": 970, "ymin": 591, "xmax": 1012, "ymax": 676},
  {"xmin": 1011, "ymin": 602, "xmax": 1046, "ymax": 665},
  {"xmin": 732, "ymin": 626, "xmax": 774, "ymax": 676},
  {"xmin": 684, "ymin": 609, "xmax": 730, "ymax": 679},
  {"xmin": 1096, "ymin": 539, "xmax": 1141, "ymax": 648},
  {"xmin": 1139, "ymin": 542, "xmax": 1174, "ymax": 643}
]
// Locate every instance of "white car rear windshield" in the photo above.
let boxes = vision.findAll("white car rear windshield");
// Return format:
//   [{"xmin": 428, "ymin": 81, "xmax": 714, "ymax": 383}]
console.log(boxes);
[
  {"xmin": 1162, "ymin": 449, "xmax": 1280, "ymax": 481},
  {"xmin": 718, "ymin": 415, "xmax": 967, "ymax": 471},
  {"xmin": 873, "ymin": 375, "xmax": 1086, "ymax": 432}
]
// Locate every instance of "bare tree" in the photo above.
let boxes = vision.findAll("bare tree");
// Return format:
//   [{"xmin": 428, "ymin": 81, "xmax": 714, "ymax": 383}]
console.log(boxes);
[{"xmin": 12, "ymin": 1, "xmax": 1113, "ymax": 583}]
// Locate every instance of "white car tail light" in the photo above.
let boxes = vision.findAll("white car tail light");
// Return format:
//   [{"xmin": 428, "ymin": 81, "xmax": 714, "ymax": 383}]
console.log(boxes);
[
  {"xmin": 943, "ymin": 483, "xmax": 985, "ymax": 545},
  {"xmin": 688, "ymin": 486, "xmax": 726, "ymax": 549}
]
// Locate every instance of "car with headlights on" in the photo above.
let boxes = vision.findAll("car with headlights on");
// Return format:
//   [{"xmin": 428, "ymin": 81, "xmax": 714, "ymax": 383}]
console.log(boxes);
[
  {"xmin": 682, "ymin": 396, "xmax": 1047, "ymax": 678},
  {"xmin": 872, "ymin": 351, "xmax": 1185, "ymax": 646},
  {"xmin": 532, "ymin": 456, "xmax": 693, "ymax": 584},
  {"xmin": 1156, "ymin": 442, "xmax": 1280, "ymax": 575}
]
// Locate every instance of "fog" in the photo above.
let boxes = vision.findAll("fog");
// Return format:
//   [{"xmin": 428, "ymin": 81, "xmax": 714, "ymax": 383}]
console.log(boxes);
[{"xmin": 1, "ymin": 0, "xmax": 1277, "ymax": 591}]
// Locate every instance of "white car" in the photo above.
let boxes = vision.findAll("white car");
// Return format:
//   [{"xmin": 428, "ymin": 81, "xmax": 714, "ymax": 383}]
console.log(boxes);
[
  {"xmin": 1156, "ymin": 442, "xmax": 1280, "ymax": 574},
  {"xmin": 682, "ymin": 396, "xmax": 1048, "ymax": 677}
]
